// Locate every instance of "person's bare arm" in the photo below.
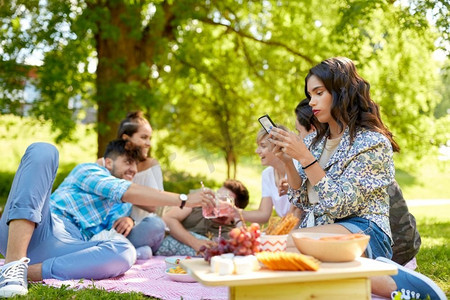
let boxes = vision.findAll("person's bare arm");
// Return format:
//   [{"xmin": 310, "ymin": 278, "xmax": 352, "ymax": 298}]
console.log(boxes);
[
  {"xmin": 163, "ymin": 207, "xmax": 213, "ymax": 251},
  {"xmin": 122, "ymin": 183, "xmax": 215, "ymax": 208},
  {"xmin": 112, "ymin": 217, "xmax": 134, "ymax": 237},
  {"xmin": 284, "ymin": 159, "xmax": 303, "ymax": 189},
  {"xmin": 240, "ymin": 197, "xmax": 274, "ymax": 224},
  {"xmin": 270, "ymin": 128, "xmax": 326, "ymax": 187},
  {"xmin": 133, "ymin": 204, "xmax": 156, "ymax": 213}
]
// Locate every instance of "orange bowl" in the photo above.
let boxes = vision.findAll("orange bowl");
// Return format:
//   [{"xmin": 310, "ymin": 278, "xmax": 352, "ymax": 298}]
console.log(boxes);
[{"xmin": 291, "ymin": 232, "xmax": 370, "ymax": 262}]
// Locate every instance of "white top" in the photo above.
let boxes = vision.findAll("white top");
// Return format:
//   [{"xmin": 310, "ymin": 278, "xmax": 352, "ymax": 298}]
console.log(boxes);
[
  {"xmin": 261, "ymin": 166, "xmax": 290, "ymax": 217},
  {"xmin": 303, "ymin": 137, "xmax": 341, "ymax": 227},
  {"xmin": 306, "ymin": 137, "xmax": 341, "ymax": 205},
  {"xmin": 130, "ymin": 164, "xmax": 164, "ymax": 223}
]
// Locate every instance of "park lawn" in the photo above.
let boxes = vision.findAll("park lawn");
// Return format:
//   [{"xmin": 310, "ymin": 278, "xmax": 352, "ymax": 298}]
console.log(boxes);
[{"xmin": 409, "ymin": 205, "xmax": 450, "ymax": 297}]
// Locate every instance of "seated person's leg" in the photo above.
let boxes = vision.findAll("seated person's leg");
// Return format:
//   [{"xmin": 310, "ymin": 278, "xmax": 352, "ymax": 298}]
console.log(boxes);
[
  {"xmin": 156, "ymin": 232, "xmax": 209, "ymax": 257},
  {"xmin": 0, "ymin": 142, "xmax": 59, "ymax": 297},
  {"xmin": 126, "ymin": 215, "xmax": 165, "ymax": 252},
  {"xmin": 41, "ymin": 235, "xmax": 136, "ymax": 280}
]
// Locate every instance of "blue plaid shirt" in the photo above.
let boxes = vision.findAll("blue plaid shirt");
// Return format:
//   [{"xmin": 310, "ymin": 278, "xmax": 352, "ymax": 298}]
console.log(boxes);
[{"xmin": 50, "ymin": 163, "xmax": 132, "ymax": 239}]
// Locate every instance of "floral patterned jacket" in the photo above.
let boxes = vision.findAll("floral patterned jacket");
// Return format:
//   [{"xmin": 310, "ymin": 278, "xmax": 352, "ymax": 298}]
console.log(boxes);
[{"xmin": 289, "ymin": 126, "xmax": 394, "ymax": 240}]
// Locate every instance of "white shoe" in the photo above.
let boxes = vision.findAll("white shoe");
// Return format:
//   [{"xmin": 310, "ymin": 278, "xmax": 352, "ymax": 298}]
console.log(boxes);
[
  {"xmin": 136, "ymin": 246, "xmax": 153, "ymax": 260},
  {"xmin": 0, "ymin": 257, "xmax": 30, "ymax": 298},
  {"xmin": 376, "ymin": 257, "xmax": 446, "ymax": 300}
]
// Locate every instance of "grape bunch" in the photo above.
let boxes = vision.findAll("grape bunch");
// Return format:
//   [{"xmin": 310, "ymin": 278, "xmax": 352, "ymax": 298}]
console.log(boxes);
[
  {"xmin": 229, "ymin": 223, "xmax": 261, "ymax": 256},
  {"xmin": 199, "ymin": 237, "xmax": 233, "ymax": 262},
  {"xmin": 199, "ymin": 223, "xmax": 261, "ymax": 262}
]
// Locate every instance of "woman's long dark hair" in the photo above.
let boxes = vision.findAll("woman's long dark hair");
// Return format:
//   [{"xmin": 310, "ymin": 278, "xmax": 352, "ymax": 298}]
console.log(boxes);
[
  {"xmin": 304, "ymin": 57, "xmax": 399, "ymax": 152},
  {"xmin": 295, "ymin": 98, "xmax": 314, "ymax": 131}
]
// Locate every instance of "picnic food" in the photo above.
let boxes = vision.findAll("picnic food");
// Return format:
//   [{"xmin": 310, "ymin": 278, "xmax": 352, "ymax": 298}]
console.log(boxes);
[
  {"xmin": 318, "ymin": 233, "xmax": 366, "ymax": 241},
  {"xmin": 265, "ymin": 213, "xmax": 299, "ymax": 235},
  {"xmin": 256, "ymin": 251, "xmax": 320, "ymax": 271},
  {"xmin": 199, "ymin": 223, "xmax": 261, "ymax": 262},
  {"xmin": 210, "ymin": 254, "xmax": 260, "ymax": 275},
  {"xmin": 168, "ymin": 266, "xmax": 187, "ymax": 274}
]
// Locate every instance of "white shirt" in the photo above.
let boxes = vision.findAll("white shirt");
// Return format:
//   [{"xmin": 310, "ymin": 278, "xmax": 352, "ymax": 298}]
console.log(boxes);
[
  {"xmin": 130, "ymin": 164, "xmax": 164, "ymax": 223},
  {"xmin": 261, "ymin": 166, "xmax": 290, "ymax": 217}
]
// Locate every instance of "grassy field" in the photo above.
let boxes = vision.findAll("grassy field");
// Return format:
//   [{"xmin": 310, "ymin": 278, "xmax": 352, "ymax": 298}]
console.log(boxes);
[
  {"xmin": 0, "ymin": 115, "xmax": 449, "ymax": 298},
  {"xmin": 409, "ymin": 205, "xmax": 450, "ymax": 297}
]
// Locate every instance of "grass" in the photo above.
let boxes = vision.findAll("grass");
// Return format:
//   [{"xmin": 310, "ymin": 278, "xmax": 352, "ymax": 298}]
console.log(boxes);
[
  {"xmin": 410, "ymin": 205, "xmax": 450, "ymax": 297},
  {"xmin": 0, "ymin": 115, "xmax": 449, "ymax": 298}
]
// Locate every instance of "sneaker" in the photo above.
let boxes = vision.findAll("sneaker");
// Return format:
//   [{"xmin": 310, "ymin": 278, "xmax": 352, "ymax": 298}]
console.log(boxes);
[
  {"xmin": 136, "ymin": 245, "xmax": 153, "ymax": 260},
  {"xmin": 0, "ymin": 257, "xmax": 30, "ymax": 298},
  {"xmin": 376, "ymin": 257, "xmax": 446, "ymax": 300}
]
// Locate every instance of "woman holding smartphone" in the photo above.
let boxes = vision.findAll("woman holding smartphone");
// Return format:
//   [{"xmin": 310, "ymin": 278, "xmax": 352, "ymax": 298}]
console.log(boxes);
[{"xmin": 270, "ymin": 57, "xmax": 444, "ymax": 299}]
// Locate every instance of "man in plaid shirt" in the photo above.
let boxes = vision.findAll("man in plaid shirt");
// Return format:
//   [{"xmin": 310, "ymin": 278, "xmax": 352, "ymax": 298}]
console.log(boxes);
[{"xmin": 0, "ymin": 139, "xmax": 213, "ymax": 298}]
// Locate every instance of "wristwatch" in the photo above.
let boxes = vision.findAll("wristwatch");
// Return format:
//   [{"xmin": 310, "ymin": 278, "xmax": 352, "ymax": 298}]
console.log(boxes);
[{"xmin": 179, "ymin": 193, "xmax": 188, "ymax": 209}]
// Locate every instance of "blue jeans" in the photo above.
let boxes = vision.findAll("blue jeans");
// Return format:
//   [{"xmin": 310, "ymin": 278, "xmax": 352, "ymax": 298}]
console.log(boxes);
[
  {"xmin": 336, "ymin": 216, "xmax": 393, "ymax": 259},
  {"xmin": 156, "ymin": 231, "xmax": 209, "ymax": 256},
  {"xmin": 127, "ymin": 215, "xmax": 165, "ymax": 252},
  {"xmin": 0, "ymin": 143, "xmax": 136, "ymax": 280}
]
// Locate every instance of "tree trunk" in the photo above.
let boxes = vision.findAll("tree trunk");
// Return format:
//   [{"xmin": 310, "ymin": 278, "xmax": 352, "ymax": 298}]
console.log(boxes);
[
  {"xmin": 94, "ymin": 1, "xmax": 175, "ymax": 157},
  {"xmin": 225, "ymin": 150, "xmax": 237, "ymax": 179}
]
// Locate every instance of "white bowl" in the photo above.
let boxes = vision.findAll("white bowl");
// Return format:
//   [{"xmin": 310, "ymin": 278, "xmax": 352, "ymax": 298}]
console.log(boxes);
[
  {"xmin": 164, "ymin": 256, "xmax": 189, "ymax": 269},
  {"xmin": 259, "ymin": 234, "xmax": 288, "ymax": 252},
  {"xmin": 165, "ymin": 268, "xmax": 196, "ymax": 283},
  {"xmin": 291, "ymin": 232, "xmax": 370, "ymax": 262}
]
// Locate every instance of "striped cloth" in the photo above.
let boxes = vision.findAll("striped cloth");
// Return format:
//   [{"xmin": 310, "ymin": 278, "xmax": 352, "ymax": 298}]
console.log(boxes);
[{"xmin": 42, "ymin": 256, "xmax": 228, "ymax": 300}]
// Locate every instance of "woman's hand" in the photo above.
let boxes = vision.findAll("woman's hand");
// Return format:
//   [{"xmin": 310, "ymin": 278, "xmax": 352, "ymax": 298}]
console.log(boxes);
[
  {"xmin": 186, "ymin": 188, "xmax": 216, "ymax": 208},
  {"xmin": 278, "ymin": 178, "xmax": 289, "ymax": 196},
  {"xmin": 113, "ymin": 217, "xmax": 135, "ymax": 237},
  {"xmin": 269, "ymin": 127, "xmax": 309, "ymax": 162}
]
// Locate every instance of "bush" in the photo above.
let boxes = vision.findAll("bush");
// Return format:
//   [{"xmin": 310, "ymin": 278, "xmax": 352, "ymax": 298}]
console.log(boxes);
[
  {"xmin": 163, "ymin": 169, "xmax": 220, "ymax": 194},
  {"xmin": 0, "ymin": 163, "xmax": 77, "ymax": 215},
  {"xmin": 0, "ymin": 171, "xmax": 14, "ymax": 213}
]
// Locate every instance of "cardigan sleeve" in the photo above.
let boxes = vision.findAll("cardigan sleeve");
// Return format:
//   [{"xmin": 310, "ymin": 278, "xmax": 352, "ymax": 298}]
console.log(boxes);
[{"xmin": 312, "ymin": 134, "xmax": 394, "ymax": 223}]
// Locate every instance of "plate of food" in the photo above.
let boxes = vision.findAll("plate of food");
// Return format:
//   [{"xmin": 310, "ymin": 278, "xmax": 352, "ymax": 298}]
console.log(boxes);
[
  {"xmin": 165, "ymin": 266, "xmax": 197, "ymax": 283},
  {"xmin": 291, "ymin": 232, "xmax": 370, "ymax": 262},
  {"xmin": 164, "ymin": 256, "xmax": 192, "ymax": 269}
]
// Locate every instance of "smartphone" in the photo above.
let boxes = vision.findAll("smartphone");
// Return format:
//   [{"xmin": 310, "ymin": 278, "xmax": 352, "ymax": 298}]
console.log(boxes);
[{"xmin": 258, "ymin": 114, "xmax": 277, "ymax": 133}]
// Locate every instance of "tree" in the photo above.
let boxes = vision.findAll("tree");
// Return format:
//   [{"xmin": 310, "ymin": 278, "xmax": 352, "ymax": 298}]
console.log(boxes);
[{"xmin": 0, "ymin": 0, "xmax": 448, "ymax": 176}]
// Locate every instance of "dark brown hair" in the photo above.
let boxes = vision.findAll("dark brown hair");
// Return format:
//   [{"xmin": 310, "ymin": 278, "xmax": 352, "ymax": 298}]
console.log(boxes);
[
  {"xmin": 223, "ymin": 179, "xmax": 249, "ymax": 209},
  {"xmin": 305, "ymin": 57, "xmax": 399, "ymax": 152},
  {"xmin": 295, "ymin": 98, "xmax": 314, "ymax": 131},
  {"xmin": 104, "ymin": 139, "xmax": 146, "ymax": 163},
  {"xmin": 117, "ymin": 111, "xmax": 149, "ymax": 139}
]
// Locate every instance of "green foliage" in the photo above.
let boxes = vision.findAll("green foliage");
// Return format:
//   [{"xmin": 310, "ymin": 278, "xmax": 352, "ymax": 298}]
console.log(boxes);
[
  {"xmin": 1, "ymin": 0, "xmax": 449, "ymax": 175},
  {"xmin": 0, "ymin": 171, "xmax": 13, "ymax": 208},
  {"xmin": 163, "ymin": 168, "xmax": 220, "ymax": 194}
]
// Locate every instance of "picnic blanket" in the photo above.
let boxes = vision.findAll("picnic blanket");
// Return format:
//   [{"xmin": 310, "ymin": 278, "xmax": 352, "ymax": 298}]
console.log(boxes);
[
  {"xmin": 42, "ymin": 256, "xmax": 227, "ymax": 300},
  {"xmin": 0, "ymin": 257, "xmax": 227, "ymax": 300},
  {"xmin": 0, "ymin": 257, "xmax": 417, "ymax": 299}
]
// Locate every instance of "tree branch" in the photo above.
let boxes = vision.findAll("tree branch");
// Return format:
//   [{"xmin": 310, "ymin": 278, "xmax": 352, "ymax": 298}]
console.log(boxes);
[{"xmin": 199, "ymin": 17, "xmax": 315, "ymax": 65}]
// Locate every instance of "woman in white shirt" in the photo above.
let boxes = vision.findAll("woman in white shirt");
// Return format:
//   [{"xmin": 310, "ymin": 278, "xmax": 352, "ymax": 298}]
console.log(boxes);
[
  {"xmin": 236, "ymin": 126, "xmax": 290, "ymax": 224},
  {"xmin": 102, "ymin": 111, "xmax": 166, "ymax": 259}
]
